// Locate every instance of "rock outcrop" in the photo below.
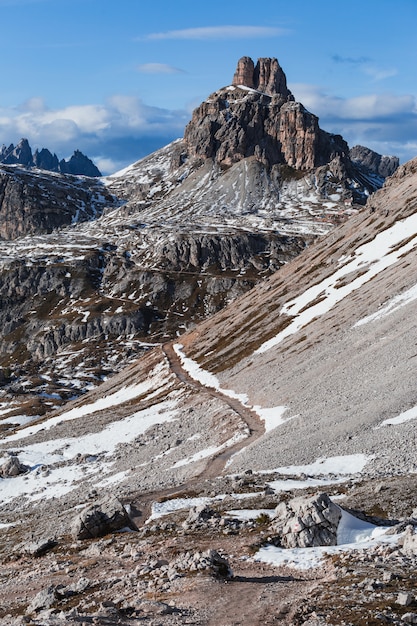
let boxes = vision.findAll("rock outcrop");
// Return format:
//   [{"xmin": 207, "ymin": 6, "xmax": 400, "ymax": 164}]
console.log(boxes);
[
  {"xmin": 70, "ymin": 496, "xmax": 138, "ymax": 540},
  {"xmin": 0, "ymin": 139, "xmax": 33, "ymax": 167},
  {"xmin": 350, "ymin": 145, "xmax": 399, "ymax": 179},
  {"xmin": 0, "ymin": 454, "xmax": 29, "ymax": 477},
  {"xmin": 271, "ymin": 493, "xmax": 342, "ymax": 548},
  {"xmin": 0, "ymin": 165, "xmax": 115, "ymax": 239},
  {"xmin": 59, "ymin": 150, "xmax": 102, "ymax": 177},
  {"xmin": 232, "ymin": 56, "xmax": 293, "ymax": 100}
]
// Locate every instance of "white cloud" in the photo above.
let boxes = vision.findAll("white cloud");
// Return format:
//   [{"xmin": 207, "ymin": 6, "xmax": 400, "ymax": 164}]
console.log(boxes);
[
  {"xmin": 144, "ymin": 25, "xmax": 288, "ymax": 41},
  {"xmin": 289, "ymin": 82, "xmax": 417, "ymax": 162},
  {"xmin": 362, "ymin": 65, "xmax": 398, "ymax": 82},
  {"xmin": 137, "ymin": 63, "xmax": 185, "ymax": 74},
  {"xmin": 0, "ymin": 96, "xmax": 189, "ymax": 174},
  {"xmin": 331, "ymin": 55, "xmax": 397, "ymax": 83},
  {"xmin": 290, "ymin": 83, "xmax": 416, "ymax": 120}
]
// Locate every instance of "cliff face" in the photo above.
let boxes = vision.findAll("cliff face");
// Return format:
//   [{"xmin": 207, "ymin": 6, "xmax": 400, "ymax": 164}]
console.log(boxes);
[
  {"xmin": 349, "ymin": 145, "xmax": 400, "ymax": 179},
  {"xmin": 0, "ymin": 165, "xmax": 116, "ymax": 240},
  {"xmin": 184, "ymin": 56, "xmax": 349, "ymax": 171},
  {"xmin": 232, "ymin": 56, "xmax": 293, "ymax": 100}
]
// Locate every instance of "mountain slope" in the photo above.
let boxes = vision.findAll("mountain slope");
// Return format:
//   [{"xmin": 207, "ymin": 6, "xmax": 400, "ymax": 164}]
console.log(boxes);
[{"xmin": 0, "ymin": 155, "xmax": 416, "ymax": 624}]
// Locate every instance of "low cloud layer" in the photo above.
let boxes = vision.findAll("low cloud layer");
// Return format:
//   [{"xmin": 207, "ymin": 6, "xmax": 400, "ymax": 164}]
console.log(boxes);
[
  {"xmin": 290, "ymin": 83, "xmax": 417, "ymax": 161},
  {"xmin": 0, "ymin": 96, "xmax": 189, "ymax": 174}
]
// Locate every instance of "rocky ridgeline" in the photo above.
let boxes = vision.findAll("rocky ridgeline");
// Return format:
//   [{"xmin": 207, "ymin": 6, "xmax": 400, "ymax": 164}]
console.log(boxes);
[
  {"xmin": 0, "ymin": 139, "xmax": 101, "ymax": 177},
  {"xmin": 0, "ymin": 165, "xmax": 116, "ymax": 239}
]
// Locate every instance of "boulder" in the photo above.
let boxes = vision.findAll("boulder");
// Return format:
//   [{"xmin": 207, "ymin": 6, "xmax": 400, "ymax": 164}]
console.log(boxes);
[
  {"xmin": 0, "ymin": 455, "xmax": 29, "ymax": 478},
  {"xmin": 24, "ymin": 537, "xmax": 58, "ymax": 557},
  {"xmin": 186, "ymin": 504, "xmax": 220, "ymax": 525},
  {"xmin": 402, "ymin": 525, "xmax": 417, "ymax": 556},
  {"xmin": 70, "ymin": 495, "xmax": 138, "ymax": 540},
  {"xmin": 26, "ymin": 586, "xmax": 58, "ymax": 614},
  {"xmin": 271, "ymin": 492, "xmax": 341, "ymax": 548}
]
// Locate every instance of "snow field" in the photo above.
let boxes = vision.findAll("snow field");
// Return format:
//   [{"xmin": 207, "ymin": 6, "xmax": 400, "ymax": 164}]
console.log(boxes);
[
  {"xmin": 3, "ymin": 361, "xmax": 170, "ymax": 443},
  {"xmin": 0, "ymin": 359, "xmax": 182, "ymax": 505},
  {"xmin": 0, "ymin": 397, "xmax": 179, "ymax": 506}
]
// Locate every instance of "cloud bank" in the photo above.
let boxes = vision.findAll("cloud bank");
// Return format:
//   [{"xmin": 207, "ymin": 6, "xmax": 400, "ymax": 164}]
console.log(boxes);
[
  {"xmin": 0, "ymin": 96, "xmax": 190, "ymax": 174},
  {"xmin": 290, "ymin": 83, "xmax": 417, "ymax": 161}
]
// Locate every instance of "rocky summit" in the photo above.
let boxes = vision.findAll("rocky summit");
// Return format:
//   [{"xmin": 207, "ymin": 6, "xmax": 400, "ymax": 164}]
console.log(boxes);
[{"xmin": 0, "ymin": 56, "xmax": 415, "ymax": 626}]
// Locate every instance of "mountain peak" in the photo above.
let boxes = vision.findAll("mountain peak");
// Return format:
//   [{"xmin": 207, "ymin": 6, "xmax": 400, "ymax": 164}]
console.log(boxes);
[{"xmin": 232, "ymin": 56, "xmax": 294, "ymax": 100}]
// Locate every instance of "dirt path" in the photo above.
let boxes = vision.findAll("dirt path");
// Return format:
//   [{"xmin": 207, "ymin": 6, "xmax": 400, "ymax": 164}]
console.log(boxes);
[
  {"xmin": 162, "ymin": 341, "xmax": 264, "ymax": 477},
  {"xmin": 131, "ymin": 342, "xmax": 265, "ymax": 527}
]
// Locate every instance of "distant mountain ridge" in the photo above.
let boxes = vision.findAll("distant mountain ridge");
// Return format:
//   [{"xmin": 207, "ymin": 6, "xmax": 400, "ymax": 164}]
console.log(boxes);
[{"xmin": 0, "ymin": 138, "xmax": 101, "ymax": 177}]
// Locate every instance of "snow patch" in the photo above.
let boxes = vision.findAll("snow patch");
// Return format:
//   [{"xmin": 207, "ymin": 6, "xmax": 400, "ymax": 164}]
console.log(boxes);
[
  {"xmin": 354, "ymin": 283, "xmax": 417, "ymax": 327},
  {"xmin": 267, "ymin": 454, "xmax": 370, "ymax": 477},
  {"xmin": 256, "ymin": 213, "xmax": 417, "ymax": 353},
  {"xmin": 379, "ymin": 405, "xmax": 417, "ymax": 427},
  {"xmin": 255, "ymin": 508, "xmax": 395, "ymax": 570},
  {"xmin": 173, "ymin": 344, "xmax": 290, "ymax": 433},
  {"xmin": 4, "ymin": 362, "xmax": 168, "ymax": 443}
]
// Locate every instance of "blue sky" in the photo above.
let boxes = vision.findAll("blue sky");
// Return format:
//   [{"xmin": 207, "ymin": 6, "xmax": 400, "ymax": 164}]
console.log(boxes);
[{"xmin": 1, "ymin": 0, "xmax": 416, "ymax": 173}]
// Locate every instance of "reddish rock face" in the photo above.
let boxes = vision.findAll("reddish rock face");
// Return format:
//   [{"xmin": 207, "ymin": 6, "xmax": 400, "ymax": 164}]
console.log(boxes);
[
  {"xmin": 232, "ymin": 56, "xmax": 293, "ymax": 99},
  {"xmin": 232, "ymin": 56, "xmax": 255, "ymax": 89}
]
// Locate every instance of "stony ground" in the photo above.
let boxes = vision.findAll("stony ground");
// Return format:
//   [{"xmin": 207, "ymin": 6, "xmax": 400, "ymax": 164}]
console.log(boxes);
[{"xmin": 1, "ymin": 467, "xmax": 417, "ymax": 626}]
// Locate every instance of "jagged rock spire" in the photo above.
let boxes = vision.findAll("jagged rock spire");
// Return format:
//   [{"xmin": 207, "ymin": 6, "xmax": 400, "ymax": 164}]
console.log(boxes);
[{"xmin": 232, "ymin": 56, "xmax": 293, "ymax": 99}]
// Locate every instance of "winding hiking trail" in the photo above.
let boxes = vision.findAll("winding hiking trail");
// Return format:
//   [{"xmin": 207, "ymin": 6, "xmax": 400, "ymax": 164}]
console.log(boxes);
[
  {"xmin": 131, "ymin": 342, "xmax": 265, "ymax": 526},
  {"xmin": 162, "ymin": 342, "xmax": 265, "ymax": 474}
]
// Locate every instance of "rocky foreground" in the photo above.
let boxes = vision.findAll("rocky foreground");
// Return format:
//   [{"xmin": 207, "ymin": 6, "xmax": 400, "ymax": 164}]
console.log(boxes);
[{"xmin": 2, "ymin": 471, "xmax": 417, "ymax": 625}]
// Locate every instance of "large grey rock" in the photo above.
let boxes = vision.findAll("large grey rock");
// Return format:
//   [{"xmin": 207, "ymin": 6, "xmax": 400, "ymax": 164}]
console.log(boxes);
[
  {"xmin": 71, "ymin": 495, "xmax": 138, "ymax": 540},
  {"xmin": 186, "ymin": 504, "xmax": 220, "ymax": 525},
  {"xmin": 0, "ymin": 455, "xmax": 29, "ymax": 478},
  {"xmin": 26, "ymin": 586, "xmax": 58, "ymax": 614},
  {"xmin": 271, "ymin": 493, "xmax": 342, "ymax": 548},
  {"xmin": 402, "ymin": 525, "xmax": 417, "ymax": 556}
]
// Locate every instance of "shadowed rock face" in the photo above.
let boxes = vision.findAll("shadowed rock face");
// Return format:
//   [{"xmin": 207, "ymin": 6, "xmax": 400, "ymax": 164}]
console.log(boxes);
[
  {"xmin": 350, "ymin": 145, "xmax": 399, "ymax": 179},
  {"xmin": 0, "ymin": 139, "xmax": 102, "ymax": 177},
  {"xmin": 0, "ymin": 165, "xmax": 116, "ymax": 239}
]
